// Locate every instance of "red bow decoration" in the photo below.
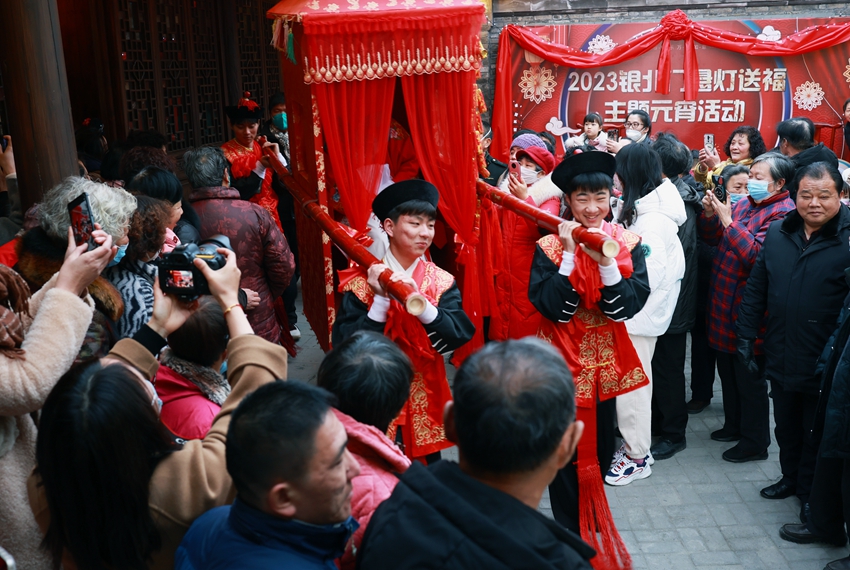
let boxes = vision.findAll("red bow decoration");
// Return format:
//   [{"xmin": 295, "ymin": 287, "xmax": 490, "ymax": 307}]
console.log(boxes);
[{"xmin": 237, "ymin": 91, "xmax": 260, "ymax": 112}]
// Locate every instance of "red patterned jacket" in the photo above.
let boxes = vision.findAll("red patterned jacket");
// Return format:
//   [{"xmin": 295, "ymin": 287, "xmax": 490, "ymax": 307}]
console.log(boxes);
[
  {"xmin": 698, "ymin": 191, "xmax": 794, "ymax": 353},
  {"xmin": 189, "ymin": 186, "xmax": 294, "ymax": 344}
]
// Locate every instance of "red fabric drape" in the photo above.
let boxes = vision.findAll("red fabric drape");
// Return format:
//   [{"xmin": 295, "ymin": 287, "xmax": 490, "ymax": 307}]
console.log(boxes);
[
  {"xmin": 402, "ymin": 71, "xmax": 483, "ymax": 361},
  {"xmin": 314, "ymin": 79, "xmax": 395, "ymax": 232},
  {"xmin": 492, "ymin": 10, "xmax": 850, "ymax": 162}
]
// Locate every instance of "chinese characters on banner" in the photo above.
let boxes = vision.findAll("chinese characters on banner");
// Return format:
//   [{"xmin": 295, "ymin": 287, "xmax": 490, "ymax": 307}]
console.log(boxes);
[{"xmin": 509, "ymin": 19, "xmax": 850, "ymax": 159}]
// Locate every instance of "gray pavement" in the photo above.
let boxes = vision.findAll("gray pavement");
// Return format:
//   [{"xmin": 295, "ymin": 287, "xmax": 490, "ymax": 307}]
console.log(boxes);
[{"xmin": 289, "ymin": 291, "xmax": 846, "ymax": 569}]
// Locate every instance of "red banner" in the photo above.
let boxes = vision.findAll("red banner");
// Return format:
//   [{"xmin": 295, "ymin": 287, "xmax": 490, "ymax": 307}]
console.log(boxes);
[{"xmin": 494, "ymin": 13, "xmax": 850, "ymax": 162}]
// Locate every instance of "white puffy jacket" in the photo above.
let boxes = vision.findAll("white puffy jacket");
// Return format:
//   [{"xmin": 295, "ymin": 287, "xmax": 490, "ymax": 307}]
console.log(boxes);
[{"xmin": 623, "ymin": 178, "xmax": 687, "ymax": 337}]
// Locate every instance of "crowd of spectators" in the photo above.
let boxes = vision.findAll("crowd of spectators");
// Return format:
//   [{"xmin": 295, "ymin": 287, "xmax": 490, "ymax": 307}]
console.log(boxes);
[{"xmin": 1, "ymin": 97, "xmax": 850, "ymax": 570}]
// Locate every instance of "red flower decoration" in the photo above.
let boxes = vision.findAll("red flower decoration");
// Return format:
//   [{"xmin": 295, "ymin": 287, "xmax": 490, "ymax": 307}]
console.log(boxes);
[{"xmin": 661, "ymin": 9, "xmax": 692, "ymax": 41}]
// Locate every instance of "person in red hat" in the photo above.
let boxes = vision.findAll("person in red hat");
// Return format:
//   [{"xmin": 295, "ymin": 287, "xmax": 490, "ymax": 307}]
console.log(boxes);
[
  {"xmin": 332, "ymin": 180, "xmax": 475, "ymax": 464},
  {"xmin": 490, "ymin": 146, "xmax": 560, "ymax": 341},
  {"xmin": 221, "ymin": 92, "xmax": 285, "ymax": 230}
]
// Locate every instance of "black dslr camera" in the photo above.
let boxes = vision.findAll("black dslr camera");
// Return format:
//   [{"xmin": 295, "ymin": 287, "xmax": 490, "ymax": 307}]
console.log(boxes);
[{"xmin": 157, "ymin": 235, "xmax": 232, "ymax": 300}]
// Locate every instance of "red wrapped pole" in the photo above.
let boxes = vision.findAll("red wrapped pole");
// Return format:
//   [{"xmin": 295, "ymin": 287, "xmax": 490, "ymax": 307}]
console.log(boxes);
[
  {"xmin": 476, "ymin": 180, "xmax": 619, "ymax": 258},
  {"xmin": 262, "ymin": 146, "xmax": 427, "ymax": 316}
]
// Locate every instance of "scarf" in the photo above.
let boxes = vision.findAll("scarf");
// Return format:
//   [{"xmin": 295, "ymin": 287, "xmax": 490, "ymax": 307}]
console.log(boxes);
[
  {"xmin": 159, "ymin": 348, "xmax": 230, "ymax": 406},
  {"xmin": 0, "ymin": 265, "xmax": 31, "ymax": 360}
]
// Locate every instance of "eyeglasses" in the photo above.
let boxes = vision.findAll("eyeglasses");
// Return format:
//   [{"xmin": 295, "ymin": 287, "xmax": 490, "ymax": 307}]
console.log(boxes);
[{"xmin": 624, "ymin": 122, "xmax": 645, "ymax": 130}]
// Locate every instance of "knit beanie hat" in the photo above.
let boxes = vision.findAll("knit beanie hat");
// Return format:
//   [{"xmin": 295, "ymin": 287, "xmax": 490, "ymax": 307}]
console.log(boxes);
[{"xmin": 511, "ymin": 133, "xmax": 547, "ymax": 151}]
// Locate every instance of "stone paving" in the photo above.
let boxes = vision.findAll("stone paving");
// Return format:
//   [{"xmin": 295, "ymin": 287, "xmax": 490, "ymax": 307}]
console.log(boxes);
[{"xmin": 288, "ymin": 292, "xmax": 846, "ymax": 569}]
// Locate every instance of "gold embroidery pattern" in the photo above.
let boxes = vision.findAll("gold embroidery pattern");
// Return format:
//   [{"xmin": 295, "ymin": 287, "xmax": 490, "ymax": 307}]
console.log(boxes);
[
  {"xmin": 418, "ymin": 263, "xmax": 455, "ymax": 304},
  {"xmin": 574, "ymin": 307, "xmax": 607, "ymax": 328},
  {"xmin": 409, "ymin": 372, "xmax": 446, "ymax": 447},
  {"xmin": 536, "ymin": 330, "xmax": 553, "ymax": 344},
  {"xmin": 612, "ymin": 225, "xmax": 640, "ymax": 253},
  {"xmin": 341, "ymin": 275, "xmax": 374, "ymax": 306},
  {"xmin": 537, "ymin": 234, "xmax": 563, "ymax": 266},
  {"xmin": 619, "ymin": 367, "xmax": 649, "ymax": 391}
]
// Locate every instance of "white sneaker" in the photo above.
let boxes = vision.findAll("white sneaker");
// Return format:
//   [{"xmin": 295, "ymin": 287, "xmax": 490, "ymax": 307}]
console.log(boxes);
[
  {"xmin": 605, "ymin": 454, "xmax": 652, "ymax": 486},
  {"xmin": 610, "ymin": 441, "xmax": 654, "ymax": 467},
  {"xmin": 610, "ymin": 442, "xmax": 627, "ymax": 468},
  {"xmin": 290, "ymin": 325, "xmax": 301, "ymax": 341}
]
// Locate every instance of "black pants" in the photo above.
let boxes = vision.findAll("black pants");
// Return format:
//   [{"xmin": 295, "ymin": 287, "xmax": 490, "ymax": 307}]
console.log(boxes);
[
  {"xmin": 651, "ymin": 332, "xmax": 688, "ymax": 442},
  {"xmin": 808, "ymin": 455, "xmax": 850, "ymax": 541},
  {"xmin": 715, "ymin": 352, "xmax": 769, "ymax": 453},
  {"xmin": 690, "ymin": 316, "xmax": 717, "ymax": 402},
  {"xmin": 549, "ymin": 398, "xmax": 616, "ymax": 533},
  {"xmin": 771, "ymin": 381, "xmax": 820, "ymax": 502}
]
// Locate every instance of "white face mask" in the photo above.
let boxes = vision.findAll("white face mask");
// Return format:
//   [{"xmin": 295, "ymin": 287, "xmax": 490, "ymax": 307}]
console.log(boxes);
[
  {"xmin": 626, "ymin": 129, "xmax": 643, "ymax": 142},
  {"xmin": 520, "ymin": 165, "xmax": 541, "ymax": 186}
]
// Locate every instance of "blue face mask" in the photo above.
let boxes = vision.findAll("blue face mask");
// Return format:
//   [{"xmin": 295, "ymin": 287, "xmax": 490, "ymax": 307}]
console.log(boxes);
[
  {"xmin": 747, "ymin": 179, "xmax": 771, "ymax": 202},
  {"xmin": 729, "ymin": 193, "xmax": 745, "ymax": 204},
  {"xmin": 272, "ymin": 112, "xmax": 288, "ymax": 131},
  {"xmin": 108, "ymin": 243, "xmax": 128, "ymax": 267}
]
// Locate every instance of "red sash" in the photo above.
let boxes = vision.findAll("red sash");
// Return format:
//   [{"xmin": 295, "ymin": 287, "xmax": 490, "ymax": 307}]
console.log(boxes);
[
  {"xmin": 339, "ymin": 261, "xmax": 455, "ymax": 459},
  {"xmin": 537, "ymin": 222, "xmax": 647, "ymax": 570}
]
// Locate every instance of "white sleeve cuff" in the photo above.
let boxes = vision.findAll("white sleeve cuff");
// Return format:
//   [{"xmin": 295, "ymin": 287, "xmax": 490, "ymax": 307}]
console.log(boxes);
[
  {"xmin": 417, "ymin": 302, "xmax": 439, "ymax": 325},
  {"xmin": 252, "ymin": 161, "xmax": 267, "ymax": 179},
  {"xmin": 277, "ymin": 152, "xmax": 287, "ymax": 168},
  {"xmin": 5, "ymin": 173, "xmax": 16, "ymax": 180},
  {"xmin": 599, "ymin": 262, "xmax": 622, "ymax": 286},
  {"xmin": 559, "ymin": 252, "xmax": 575, "ymax": 277},
  {"xmin": 367, "ymin": 294, "xmax": 390, "ymax": 322}
]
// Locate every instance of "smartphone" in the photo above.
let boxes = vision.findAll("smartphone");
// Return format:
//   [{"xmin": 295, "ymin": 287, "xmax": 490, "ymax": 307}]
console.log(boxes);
[
  {"xmin": 67, "ymin": 193, "xmax": 97, "ymax": 250},
  {"xmin": 509, "ymin": 160, "xmax": 521, "ymax": 178},
  {"xmin": 607, "ymin": 128, "xmax": 620, "ymax": 142},
  {"xmin": 704, "ymin": 133, "xmax": 715, "ymax": 151},
  {"xmin": 0, "ymin": 137, "xmax": 6, "ymax": 152}
]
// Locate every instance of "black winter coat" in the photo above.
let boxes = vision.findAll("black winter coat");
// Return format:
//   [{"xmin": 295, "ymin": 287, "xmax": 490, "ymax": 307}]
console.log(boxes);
[
  {"xmin": 666, "ymin": 177, "xmax": 701, "ymax": 334},
  {"xmin": 737, "ymin": 206, "xmax": 850, "ymax": 392},
  {"xmin": 813, "ymin": 284, "xmax": 850, "ymax": 458},
  {"xmin": 357, "ymin": 461, "xmax": 595, "ymax": 570}
]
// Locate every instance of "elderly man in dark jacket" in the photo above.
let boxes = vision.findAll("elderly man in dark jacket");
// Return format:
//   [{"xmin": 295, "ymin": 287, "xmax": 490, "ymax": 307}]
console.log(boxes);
[
  {"xmin": 777, "ymin": 288, "xmax": 850, "ymax": 562},
  {"xmin": 649, "ymin": 134, "xmax": 701, "ymax": 459},
  {"xmin": 183, "ymin": 146, "xmax": 294, "ymax": 346},
  {"xmin": 737, "ymin": 161, "xmax": 850, "ymax": 512},
  {"xmin": 356, "ymin": 339, "xmax": 595, "ymax": 570}
]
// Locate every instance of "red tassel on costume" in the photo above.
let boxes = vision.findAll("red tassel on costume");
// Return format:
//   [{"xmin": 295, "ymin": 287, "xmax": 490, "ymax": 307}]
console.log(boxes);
[
  {"xmin": 578, "ymin": 464, "xmax": 632, "ymax": 570},
  {"xmin": 576, "ymin": 404, "xmax": 632, "ymax": 570}
]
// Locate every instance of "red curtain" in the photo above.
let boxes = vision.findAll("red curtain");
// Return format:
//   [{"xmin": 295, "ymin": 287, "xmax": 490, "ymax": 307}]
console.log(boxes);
[
  {"xmin": 402, "ymin": 70, "xmax": 483, "ymax": 360},
  {"xmin": 492, "ymin": 10, "xmax": 850, "ymax": 162},
  {"xmin": 314, "ymin": 79, "xmax": 395, "ymax": 232}
]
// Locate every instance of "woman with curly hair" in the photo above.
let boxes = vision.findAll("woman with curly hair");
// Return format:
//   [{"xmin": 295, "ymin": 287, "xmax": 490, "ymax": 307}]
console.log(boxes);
[
  {"xmin": 104, "ymin": 196, "xmax": 171, "ymax": 339},
  {"xmin": 695, "ymin": 126, "xmax": 767, "ymax": 192}
]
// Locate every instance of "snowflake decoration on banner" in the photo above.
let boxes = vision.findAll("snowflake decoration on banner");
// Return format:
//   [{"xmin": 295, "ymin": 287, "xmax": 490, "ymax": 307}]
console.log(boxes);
[
  {"xmin": 844, "ymin": 59, "xmax": 850, "ymax": 84},
  {"xmin": 794, "ymin": 81, "xmax": 825, "ymax": 111},
  {"xmin": 519, "ymin": 66, "xmax": 557, "ymax": 104},
  {"xmin": 587, "ymin": 34, "xmax": 617, "ymax": 55}
]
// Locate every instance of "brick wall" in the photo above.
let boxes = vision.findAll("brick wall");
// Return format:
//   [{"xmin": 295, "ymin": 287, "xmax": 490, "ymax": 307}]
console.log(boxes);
[{"xmin": 478, "ymin": 1, "xmax": 850, "ymax": 121}]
